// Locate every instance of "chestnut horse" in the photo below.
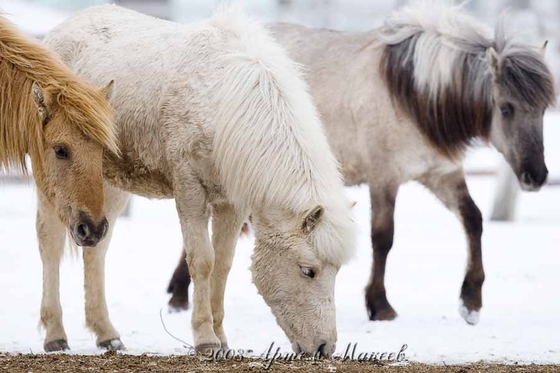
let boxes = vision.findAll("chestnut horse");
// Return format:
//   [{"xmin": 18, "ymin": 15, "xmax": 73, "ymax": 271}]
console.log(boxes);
[
  {"xmin": 0, "ymin": 16, "xmax": 117, "ymax": 239},
  {"xmin": 167, "ymin": 1, "xmax": 555, "ymax": 325},
  {"xmin": 0, "ymin": 15, "xmax": 118, "ymax": 352}
]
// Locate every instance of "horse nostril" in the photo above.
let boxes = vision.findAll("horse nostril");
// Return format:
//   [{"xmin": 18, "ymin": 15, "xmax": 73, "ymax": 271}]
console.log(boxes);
[
  {"xmin": 521, "ymin": 171, "xmax": 533, "ymax": 186},
  {"xmin": 76, "ymin": 223, "xmax": 90, "ymax": 240}
]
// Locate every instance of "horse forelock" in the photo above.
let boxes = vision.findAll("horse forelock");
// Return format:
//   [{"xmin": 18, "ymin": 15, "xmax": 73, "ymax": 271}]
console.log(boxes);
[
  {"xmin": 0, "ymin": 16, "xmax": 118, "ymax": 174},
  {"xmin": 378, "ymin": 0, "xmax": 554, "ymax": 159},
  {"xmin": 55, "ymin": 81, "xmax": 118, "ymax": 154},
  {"xmin": 495, "ymin": 42, "xmax": 556, "ymax": 110}
]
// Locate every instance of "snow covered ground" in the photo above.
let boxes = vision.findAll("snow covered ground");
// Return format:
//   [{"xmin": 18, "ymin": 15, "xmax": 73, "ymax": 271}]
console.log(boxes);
[{"xmin": 1, "ymin": 114, "xmax": 560, "ymax": 364}]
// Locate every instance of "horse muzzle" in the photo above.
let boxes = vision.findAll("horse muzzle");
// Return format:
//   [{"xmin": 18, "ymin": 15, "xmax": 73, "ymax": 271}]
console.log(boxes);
[
  {"xmin": 519, "ymin": 165, "xmax": 548, "ymax": 192},
  {"xmin": 72, "ymin": 215, "xmax": 109, "ymax": 247}
]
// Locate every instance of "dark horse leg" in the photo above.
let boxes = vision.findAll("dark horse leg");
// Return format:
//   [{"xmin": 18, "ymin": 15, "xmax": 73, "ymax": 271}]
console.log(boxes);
[
  {"xmin": 167, "ymin": 222, "xmax": 251, "ymax": 311},
  {"xmin": 167, "ymin": 247, "xmax": 191, "ymax": 312},
  {"xmin": 365, "ymin": 183, "xmax": 399, "ymax": 321},
  {"xmin": 420, "ymin": 169, "xmax": 484, "ymax": 325}
]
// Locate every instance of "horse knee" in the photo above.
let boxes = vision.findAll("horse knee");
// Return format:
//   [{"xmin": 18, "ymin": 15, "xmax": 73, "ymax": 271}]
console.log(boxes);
[{"xmin": 188, "ymin": 252, "xmax": 214, "ymax": 279}]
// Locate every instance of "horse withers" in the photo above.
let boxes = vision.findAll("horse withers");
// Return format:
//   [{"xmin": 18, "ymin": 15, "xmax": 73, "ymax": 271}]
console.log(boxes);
[
  {"xmin": 167, "ymin": 1, "xmax": 556, "ymax": 325},
  {"xmin": 42, "ymin": 5, "xmax": 355, "ymax": 355}
]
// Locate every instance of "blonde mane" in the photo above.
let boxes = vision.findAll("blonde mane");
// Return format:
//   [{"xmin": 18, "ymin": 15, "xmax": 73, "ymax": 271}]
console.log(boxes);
[{"xmin": 0, "ymin": 16, "xmax": 118, "ymax": 174}]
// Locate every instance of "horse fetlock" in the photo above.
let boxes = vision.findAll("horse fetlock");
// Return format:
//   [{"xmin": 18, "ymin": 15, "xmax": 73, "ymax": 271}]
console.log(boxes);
[
  {"xmin": 167, "ymin": 273, "xmax": 190, "ymax": 312},
  {"xmin": 213, "ymin": 325, "xmax": 228, "ymax": 347},
  {"xmin": 88, "ymin": 320, "xmax": 121, "ymax": 349},
  {"xmin": 459, "ymin": 278, "xmax": 483, "ymax": 325},
  {"xmin": 193, "ymin": 323, "xmax": 221, "ymax": 354},
  {"xmin": 460, "ymin": 278, "xmax": 483, "ymax": 309},
  {"xmin": 365, "ymin": 289, "xmax": 397, "ymax": 321},
  {"xmin": 42, "ymin": 319, "xmax": 67, "ymax": 351},
  {"xmin": 44, "ymin": 339, "xmax": 69, "ymax": 352},
  {"xmin": 168, "ymin": 295, "xmax": 189, "ymax": 313}
]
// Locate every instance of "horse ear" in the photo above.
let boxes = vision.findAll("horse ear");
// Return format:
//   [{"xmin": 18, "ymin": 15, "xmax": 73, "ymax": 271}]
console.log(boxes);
[
  {"xmin": 302, "ymin": 205, "xmax": 324, "ymax": 234},
  {"xmin": 486, "ymin": 47, "xmax": 502, "ymax": 78},
  {"xmin": 100, "ymin": 79, "xmax": 115, "ymax": 101},
  {"xmin": 31, "ymin": 82, "xmax": 54, "ymax": 123},
  {"xmin": 542, "ymin": 40, "xmax": 549, "ymax": 55}
]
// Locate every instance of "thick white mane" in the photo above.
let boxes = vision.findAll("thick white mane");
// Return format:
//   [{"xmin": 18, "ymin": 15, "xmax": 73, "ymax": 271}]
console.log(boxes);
[
  {"xmin": 379, "ymin": 0, "xmax": 493, "ymax": 98},
  {"xmin": 208, "ymin": 7, "xmax": 355, "ymax": 265}
]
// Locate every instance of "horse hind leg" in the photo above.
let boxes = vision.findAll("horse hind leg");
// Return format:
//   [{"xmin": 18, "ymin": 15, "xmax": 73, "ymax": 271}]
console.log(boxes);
[
  {"xmin": 420, "ymin": 170, "xmax": 484, "ymax": 325},
  {"xmin": 167, "ymin": 248, "xmax": 191, "ymax": 312},
  {"xmin": 83, "ymin": 185, "xmax": 130, "ymax": 350},
  {"xmin": 365, "ymin": 183, "xmax": 399, "ymax": 321},
  {"xmin": 37, "ymin": 192, "xmax": 70, "ymax": 352}
]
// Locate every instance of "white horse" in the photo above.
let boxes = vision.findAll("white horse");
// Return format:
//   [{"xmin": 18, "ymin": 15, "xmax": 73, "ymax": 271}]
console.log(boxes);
[{"xmin": 39, "ymin": 5, "xmax": 355, "ymax": 355}]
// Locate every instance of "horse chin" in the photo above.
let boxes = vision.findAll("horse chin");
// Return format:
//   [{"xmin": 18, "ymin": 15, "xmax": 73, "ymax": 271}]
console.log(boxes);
[{"xmin": 519, "ymin": 181, "xmax": 543, "ymax": 192}]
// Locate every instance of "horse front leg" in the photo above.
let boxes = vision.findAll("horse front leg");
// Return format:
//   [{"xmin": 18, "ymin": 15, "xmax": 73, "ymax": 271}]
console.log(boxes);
[
  {"xmin": 167, "ymin": 248, "xmax": 190, "ymax": 312},
  {"xmin": 365, "ymin": 183, "xmax": 399, "ymax": 321},
  {"xmin": 420, "ymin": 169, "xmax": 484, "ymax": 325},
  {"xmin": 210, "ymin": 203, "xmax": 247, "ymax": 350},
  {"xmin": 36, "ymin": 192, "xmax": 69, "ymax": 352},
  {"xmin": 166, "ymin": 216, "xmax": 251, "ymax": 312},
  {"xmin": 83, "ymin": 185, "xmax": 129, "ymax": 350},
  {"xmin": 175, "ymin": 177, "xmax": 220, "ymax": 352}
]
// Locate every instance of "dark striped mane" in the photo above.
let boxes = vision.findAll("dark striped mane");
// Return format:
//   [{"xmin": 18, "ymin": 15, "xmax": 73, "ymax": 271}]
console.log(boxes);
[{"xmin": 378, "ymin": 2, "xmax": 556, "ymax": 159}]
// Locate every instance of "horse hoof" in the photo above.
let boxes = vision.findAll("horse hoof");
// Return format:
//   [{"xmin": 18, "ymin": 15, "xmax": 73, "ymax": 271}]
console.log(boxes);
[
  {"xmin": 221, "ymin": 343, "xmax": 229, "ymax": 351},
  {"xmin": 459, "ymin": 301, "xmax": 480, "ymax": 325},
  {"xmin": 44, "ymin": 339, "xmax": 69, "ymax": 352},
  {"xmin": 366, "ymin": 297, "xmax": 397, "ymax": 321},
  {"xmin": 98, "ymin": 338, "xmax": 126, "ymax": 351},
  {"xmin": 371, "ymin": 307, "xmax": 398, "ymax": 321},
  {"xmin": 367, "ymin": 302, "xmax": 398, "ymax": 321},
  {"xmin": 168, "ymin": 297, "xmax": 189, "ymax": 313},
  {"xmin": 196, "ymin": 343, "xmax": 221, "ymax": 355}
]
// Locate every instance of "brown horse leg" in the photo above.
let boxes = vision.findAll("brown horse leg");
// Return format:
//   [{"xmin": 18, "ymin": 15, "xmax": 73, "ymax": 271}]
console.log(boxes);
[
  {"xmin": 167, "ymin": 248, "xmax": 191, "ymax": 312},
  {"xmin": 365, "ymin": 184, "xmax": 399, "ymax": 321},
  {"xmin": 420, "ymin": 170, "xmax": 484, "ymax": 325}
]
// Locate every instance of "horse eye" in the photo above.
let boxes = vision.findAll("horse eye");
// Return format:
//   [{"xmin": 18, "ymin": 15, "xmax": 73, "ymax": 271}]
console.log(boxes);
[
  {"xmin": 300, "ymin": 266, "xmax": 316, "ymax": 279},
  {"xmin": 500, "ymin": 103, "xmax": 514, "ymax": 119},
  {"xmin": 53, "ymin": 146, "xmax": 69, "ymax": 160}
]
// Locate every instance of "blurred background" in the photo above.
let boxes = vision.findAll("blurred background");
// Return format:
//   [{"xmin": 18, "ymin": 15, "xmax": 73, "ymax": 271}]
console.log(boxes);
[{"xmin": 3, "ymin": 0, "xmax": 560, "ymax": 43}]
